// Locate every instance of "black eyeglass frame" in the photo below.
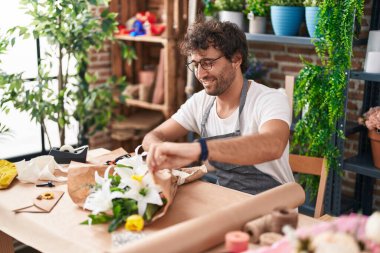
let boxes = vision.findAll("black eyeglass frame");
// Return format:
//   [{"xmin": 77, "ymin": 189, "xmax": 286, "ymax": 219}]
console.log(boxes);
[{"xmin": 186, "ymin": 55, "xmax": 224, "ymax": 73}]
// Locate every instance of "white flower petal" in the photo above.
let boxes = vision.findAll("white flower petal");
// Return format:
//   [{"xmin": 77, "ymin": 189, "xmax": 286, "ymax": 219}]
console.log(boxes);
[
  {"xmin": 144, "ymin": 188, "xmax": 163, "ymax": 206},
  {"xmin": 119, "ymin": 177, "xmax": 140, "ymax": 190},
  {"xmin": 137, "ymin": 200, "xmax": 147, "ymax": 216},
  {"xmin": 83, "ymin": 180, "xmax": 113, "ymax": 214},
  {"xmin": 115, "ymin": 166, "xmax": 133, "ymax": 179}
]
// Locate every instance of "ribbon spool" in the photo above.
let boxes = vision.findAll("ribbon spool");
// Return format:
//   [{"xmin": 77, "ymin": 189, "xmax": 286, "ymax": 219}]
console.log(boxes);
[{"xmin": 225, "ymin": 231, "xmax": 250, "ymax": 253}]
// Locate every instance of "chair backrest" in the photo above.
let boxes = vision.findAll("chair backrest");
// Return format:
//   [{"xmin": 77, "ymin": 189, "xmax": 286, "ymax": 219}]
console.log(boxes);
[
  {"xmin": 289, "ymin": 154, "xmax": 327, "ymax": 218},
  {"xmin": 285, "ymin": 75, "xmax": 327, "ymax": 218}
]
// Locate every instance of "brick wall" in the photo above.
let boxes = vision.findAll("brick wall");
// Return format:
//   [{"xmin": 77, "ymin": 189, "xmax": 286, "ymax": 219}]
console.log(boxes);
[
  {"xmin": 88, "ymin": 1, "xmax": 379, "ymax": 211},
  {"xmin": 87, "ymin": 6, "xmax": 114, "ymax": 150}
]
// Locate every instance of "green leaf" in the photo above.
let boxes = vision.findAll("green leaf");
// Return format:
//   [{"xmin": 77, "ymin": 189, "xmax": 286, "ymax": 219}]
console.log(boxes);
[
  {"xmin": 81, "ymin": 213, "xmax": 113, "ymax": 225},
  {"xmin": 144, "ymin": 204, "xmax": 161, "ymax": 222}
]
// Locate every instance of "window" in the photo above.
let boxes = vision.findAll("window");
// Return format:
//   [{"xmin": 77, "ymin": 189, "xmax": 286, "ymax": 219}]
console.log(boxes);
[{"xmin": 0, "ymin": 0, "xmax": 78, "ymax": 160}]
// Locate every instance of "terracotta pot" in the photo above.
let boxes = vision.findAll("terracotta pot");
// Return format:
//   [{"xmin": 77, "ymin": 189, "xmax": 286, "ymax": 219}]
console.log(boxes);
[{"xmin": 368, "ymin": 129, "xmax": 380, "ymax": 169}]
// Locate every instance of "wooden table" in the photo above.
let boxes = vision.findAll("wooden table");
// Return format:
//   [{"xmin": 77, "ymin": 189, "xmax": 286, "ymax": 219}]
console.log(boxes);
[{"xmin": 0, "ymin": 151, "xmax": 319, "ymax": 253}]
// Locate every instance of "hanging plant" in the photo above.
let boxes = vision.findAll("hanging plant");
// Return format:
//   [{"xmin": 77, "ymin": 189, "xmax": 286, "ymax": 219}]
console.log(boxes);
[{"xmin": 291, "ymin": 0, "xmax": 364, "ymax": 198}]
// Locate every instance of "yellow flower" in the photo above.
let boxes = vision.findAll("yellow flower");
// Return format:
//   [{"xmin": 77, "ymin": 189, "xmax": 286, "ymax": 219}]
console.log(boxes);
[
  {"xmin": 125, "ymin": 214, "xmax": 144, "ymax": 231},
  {"xmin": 131, "ymin": 174, "xmax": 143, "ymax": 183}
]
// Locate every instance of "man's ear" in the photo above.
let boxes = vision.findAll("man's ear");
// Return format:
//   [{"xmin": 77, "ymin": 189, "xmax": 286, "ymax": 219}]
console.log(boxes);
[{"xmin": 231, "ymin": 53, "xmax": 242, "ymax": 69}]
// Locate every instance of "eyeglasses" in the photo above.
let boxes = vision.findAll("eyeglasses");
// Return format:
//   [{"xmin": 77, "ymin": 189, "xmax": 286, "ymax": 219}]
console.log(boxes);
[{"xmin": 186, "ymin": 55, "xmax": 224, "ymax": 73}]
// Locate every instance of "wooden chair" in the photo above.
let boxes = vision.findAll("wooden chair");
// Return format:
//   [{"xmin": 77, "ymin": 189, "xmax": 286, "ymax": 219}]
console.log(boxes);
[
  {"xmin": 285, "ymin": 75, "xmax": 328, "ymax": 218},
  {"xmin": 289, "ymin": 154, "xmax": 327, "ymax": 218}
]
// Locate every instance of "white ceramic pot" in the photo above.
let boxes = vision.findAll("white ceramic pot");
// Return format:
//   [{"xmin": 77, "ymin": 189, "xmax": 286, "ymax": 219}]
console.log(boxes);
[
  {"xmin": 218, "ymin": 10, "xmax": 245, "ymax": 31},
  {"xmin": 248, "ymin": 15, "xmax": 266, "ymax": 34}
]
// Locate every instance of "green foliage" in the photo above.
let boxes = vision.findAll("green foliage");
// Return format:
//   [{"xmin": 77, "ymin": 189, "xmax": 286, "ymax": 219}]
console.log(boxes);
[
  {"xmin": 203, "ymin": 0, "xmax": 218, "ymax": 17},
  {"xmin": 245, "ymin": 0, "xmax": 270, "ymax": 16},
  {"xmin": 0, "ymin": 0, "xmax": 122, "ymax": 147},
  {"xmin": 269, "ymin": 0, "xmax": 304, "ymax": 6},
  {"xmin": 214, "ymin": 0, "xmax": 245, "ymax": 12},
  {"xmin": 303, "ymin": 0, "xmax": 322, "ymax": 7},
  {"xmin": 292, "ymin": 0, "xmax": 364, "ymax": 199}
]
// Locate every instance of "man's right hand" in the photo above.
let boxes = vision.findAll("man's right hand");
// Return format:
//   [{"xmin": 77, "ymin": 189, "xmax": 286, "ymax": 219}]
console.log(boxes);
[{"xmin": 146, "ymin": 142, "xmax": 201, "ymax": 172}]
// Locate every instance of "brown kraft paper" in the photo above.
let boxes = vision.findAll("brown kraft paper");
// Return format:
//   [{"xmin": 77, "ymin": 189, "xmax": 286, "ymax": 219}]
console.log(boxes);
[
  {"xmin": 110, "ymin": 182, "xmax": 305, "ymax": 253},
  {"xmin": 67, "ymin": 159, "xmax": 206, "ymax": 223}
]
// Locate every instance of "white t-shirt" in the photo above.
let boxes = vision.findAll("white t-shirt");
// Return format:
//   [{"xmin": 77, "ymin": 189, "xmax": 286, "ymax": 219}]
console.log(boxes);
[{"xmin": 172, "ymin": 80, "xmax": 294, "ymax": 184}]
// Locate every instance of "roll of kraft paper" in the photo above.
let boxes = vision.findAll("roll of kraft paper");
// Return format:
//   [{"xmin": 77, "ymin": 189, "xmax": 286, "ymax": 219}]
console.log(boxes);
[{"xmin": 114, "ymin": 182, "xmax": 305, "ymax": 253}]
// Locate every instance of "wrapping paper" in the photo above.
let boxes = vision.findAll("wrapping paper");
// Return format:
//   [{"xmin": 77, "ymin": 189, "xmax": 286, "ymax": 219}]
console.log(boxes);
[
  {"xmin": 15, "ymin": 155, "xmax": 67, "ymax": 183},
  {"xmin": 111, "ymin": 182, "xmax": 305, "ymax": 253}
]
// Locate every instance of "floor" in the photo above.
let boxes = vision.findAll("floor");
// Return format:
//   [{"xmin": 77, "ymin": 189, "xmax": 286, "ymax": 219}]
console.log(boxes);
[{"xmin": 14, "ymin": 241, "xmax": 40, "ymax": 253}]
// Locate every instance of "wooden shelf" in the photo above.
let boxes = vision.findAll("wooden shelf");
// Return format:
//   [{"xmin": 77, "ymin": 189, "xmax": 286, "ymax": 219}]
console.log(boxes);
[
  {"xmin": 115, "ymin": 34, "xmax": 168, "ymax": 45},
  {"xmin": 125, "ymin": 98, "xmax": 166, "ymax": 112}
]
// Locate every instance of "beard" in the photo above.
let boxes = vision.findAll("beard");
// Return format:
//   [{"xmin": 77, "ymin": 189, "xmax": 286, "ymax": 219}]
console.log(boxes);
[{"xmin": 199, "ymin": 65, "xmax": 236, "ymax": 96}]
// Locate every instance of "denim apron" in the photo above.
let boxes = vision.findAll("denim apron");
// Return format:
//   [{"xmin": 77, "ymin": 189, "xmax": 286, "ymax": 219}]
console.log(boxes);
[{"xmin": 201, "ymin": 79, "xmax": 281, "ymax": 195}]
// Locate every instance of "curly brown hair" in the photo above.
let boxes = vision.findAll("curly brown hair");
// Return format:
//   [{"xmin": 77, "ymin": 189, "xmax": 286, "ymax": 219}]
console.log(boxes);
[{"xmin": 179, "ymin": 19, "xmax": 248, "ymax": 73}]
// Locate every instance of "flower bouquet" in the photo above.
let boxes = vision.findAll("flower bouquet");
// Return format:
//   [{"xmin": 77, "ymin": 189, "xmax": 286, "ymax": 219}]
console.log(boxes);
[
  {"xmin": 358, "ymin": 106, "xmax": 380, "ymax": 168},
  {"xmin": 67, "ymin": 146, "xmax": 207, "ymax": 233}
]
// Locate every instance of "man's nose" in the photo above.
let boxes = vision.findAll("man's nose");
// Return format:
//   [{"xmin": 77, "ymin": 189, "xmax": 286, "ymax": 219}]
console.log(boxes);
[{"xmin": 195, "ymin": 66, "xmax": 208, "ymax": 78}]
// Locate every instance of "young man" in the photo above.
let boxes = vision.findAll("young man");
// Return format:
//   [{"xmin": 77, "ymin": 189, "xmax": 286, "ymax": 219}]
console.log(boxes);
[{"xmin": 143, "ymin": 19, "xmax": 294, "ymax": 195}]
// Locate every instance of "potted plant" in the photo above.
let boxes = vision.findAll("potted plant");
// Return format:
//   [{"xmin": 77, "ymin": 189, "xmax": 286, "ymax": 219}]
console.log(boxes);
[
  {"xmin": 304, "ymin": 0, "xmax": 322, "ymax": 37},
  {"xmin": 270, "ymin": 0, "xmax": 304, "ymax": 36},
  {"xmin": 0, "ymin": 0, "xmax": 124, "ymax": 148},
  {"xmin": 214, "ymin": 0, "xmax": 246, "ymax": 31},
  {"xmin": 358, "ymin": 106, "xmax": 380, "ymax": 169},
  {"xmin": 245, "ymin": 0, "xmax": 269, "ymax": 34}
]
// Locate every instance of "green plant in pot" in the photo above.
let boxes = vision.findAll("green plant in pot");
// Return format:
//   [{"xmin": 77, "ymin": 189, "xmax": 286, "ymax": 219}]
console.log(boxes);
[
  {"xmin": 270, "ymin": 0, "xmax": 305, "ymax": 36},
  {"xmin": 203, "ymin": 0, "xmax": 218, "ymax": 20},
  {"xmin": 0, "ymin": 0, "xmax": 124, "ymax": 148},
  {"xmin": 214, "ymin": 0, "xmax": 246, "ymax": 30},
  {"xmin": 304, "ymin": 0, "xmax": 322, "ymax": 37},
  {"xmin": 245, "ymin": 0, "xmax": 269, "ymax": 34}
]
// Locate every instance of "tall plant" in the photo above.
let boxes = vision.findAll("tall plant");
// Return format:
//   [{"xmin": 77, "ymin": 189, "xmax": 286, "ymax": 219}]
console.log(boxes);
[
  {"xmin": 0, "ymin": 0, "xmax": 122, "ymax": 147},
  {"xmin": 292, "ymin": 0, "xmax": 364, "ymax": 197}
]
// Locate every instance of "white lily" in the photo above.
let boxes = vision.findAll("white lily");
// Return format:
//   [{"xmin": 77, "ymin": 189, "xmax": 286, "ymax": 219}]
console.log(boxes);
[
  {"xmin": 115, "ymin": 145, "xmax": 148, "ymax": 176},
  {"xmin": 83, "ymin": 179, "xmax": 114, "ymax": 214},
  {"xmin": 94, "ymin": 165, "xmax": 113, "ymax": 186},
  {"xmin": 112, "ymin": 173, "xmax": 163, "ymax": 216}
]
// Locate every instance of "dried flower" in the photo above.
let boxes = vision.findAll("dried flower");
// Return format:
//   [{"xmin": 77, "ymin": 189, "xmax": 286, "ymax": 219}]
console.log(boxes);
[{"xmin": 358, "ymin": 106, "xmax": 380, "ymax": 131}]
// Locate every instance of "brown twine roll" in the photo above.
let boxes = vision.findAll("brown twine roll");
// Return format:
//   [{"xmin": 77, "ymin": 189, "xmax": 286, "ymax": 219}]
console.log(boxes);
[
  {"xmin": 243, "ymin": 207, "xmax": 298, "ymax": 243},
  {"xmin": 259, "ymin": 232, "xmax": 284, "ymax": 246}
]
